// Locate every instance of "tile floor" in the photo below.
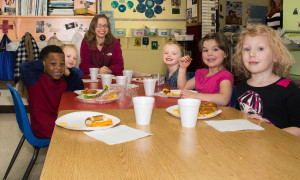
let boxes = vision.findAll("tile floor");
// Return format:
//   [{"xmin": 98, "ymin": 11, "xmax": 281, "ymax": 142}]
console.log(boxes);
[{"xmin": 0, "ymin": 90, "xmax": 46, "ymax": 180}]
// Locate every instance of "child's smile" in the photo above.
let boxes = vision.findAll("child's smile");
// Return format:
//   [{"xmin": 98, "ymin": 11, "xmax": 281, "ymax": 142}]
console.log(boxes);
[{"xmin": 43, "ymin": 52, "xmax": 65, "ymax": 80}]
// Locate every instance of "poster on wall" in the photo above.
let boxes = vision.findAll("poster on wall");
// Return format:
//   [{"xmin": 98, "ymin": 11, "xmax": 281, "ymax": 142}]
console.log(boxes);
[
  {"xmin": 187, "ymin": 0, "xmax": 198, "ymax": 23},
  {"xmin": 225, "ymin": 1, "xmax": 242, "ymax": 25},
  {"xmin": 2, "ymin": 0, "xmax": 16, "ymax": 15}
]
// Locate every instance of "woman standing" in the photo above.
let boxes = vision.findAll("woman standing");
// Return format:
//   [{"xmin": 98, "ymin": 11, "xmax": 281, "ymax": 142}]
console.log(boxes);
[
  {"xmin": 79, "ymin": 14, "xmax": 124, "ymax": 75},
  {"xmin": 266, "ymin": 0, "xmax": 283, "ymax": 30}
]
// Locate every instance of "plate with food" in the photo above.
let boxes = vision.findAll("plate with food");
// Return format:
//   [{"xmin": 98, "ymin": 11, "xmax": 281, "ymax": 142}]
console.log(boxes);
[
  {"xmin": 77, "ymin": 91, "xmax": 120, "ymax": 104},
  {"xmin": 132, "ymin": 77, "xmax": 156, "ymax": 83},
  {"xmin": 166, "ymin": 102, "xmax": 222, "ymax": 119},
  {"xmin": 159, "ymin": 88, "xmax": 197, "ymax": 98},
  {"xmin": 55, "ymin": 111, "xmax": 120, "ymax": 130},
  {"xmin": 74, "ymin": 89, "xmax": 103, "ymax": 96}
]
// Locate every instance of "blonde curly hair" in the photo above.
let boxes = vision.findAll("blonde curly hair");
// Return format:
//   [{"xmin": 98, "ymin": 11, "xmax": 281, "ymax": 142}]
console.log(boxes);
[{"xmin": 232, "ymin": 24, "xmax": 295, "ymax": 78}]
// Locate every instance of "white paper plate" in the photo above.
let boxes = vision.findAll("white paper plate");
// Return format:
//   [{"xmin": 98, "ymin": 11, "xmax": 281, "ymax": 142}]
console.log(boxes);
[
  {"xmin": 158, "ymin": 90, "xmax": 197, "ymax": 98},
  {"xmin": 76, "ymin": 94, "xmax": 120, "ymax": 104},
  {"xmin": 74, "ymin": 89, "xmax": 103, "ymax": 96},
  {"xmin": 166, "ymin": 105, "xmax": 222, "ymax": 119},
  {"xmin": 55, "ymin": 111, "xmax": 120, "ymax": 130}
]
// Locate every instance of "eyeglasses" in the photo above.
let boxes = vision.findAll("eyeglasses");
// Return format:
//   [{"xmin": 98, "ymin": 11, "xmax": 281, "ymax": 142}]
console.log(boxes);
[{"xmin": 95, "ymin": 24, "xmax": 108, "ymax": 29}]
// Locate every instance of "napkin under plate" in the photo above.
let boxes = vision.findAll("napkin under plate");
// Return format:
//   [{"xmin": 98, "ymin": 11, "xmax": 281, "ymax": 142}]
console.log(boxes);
[
  {"xmin": 84, "ymin": 125, "xmax": 152, "ymax": 145},
  {"xmin": 204, "ymin": 119, "xmax": 264, "ymax": 132}
]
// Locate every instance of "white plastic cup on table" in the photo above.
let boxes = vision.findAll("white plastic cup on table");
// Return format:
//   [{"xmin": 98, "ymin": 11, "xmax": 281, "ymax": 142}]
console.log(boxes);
[
  {"xmin": 89, "ymin": 68, "xmax": 99, "ymax": 80},
  {"xmin": 178, "ymin": 98, "xmax": 201, "ymax": 128},
  {"xmin": 143, "ymin": 79, "xmax": 156, "ymax": 96},
  {"xmin": 133, "ymin": 96, "xmax": 155, "ymax": 125},
  {"xmin": 151, "ymin": 74, "xmax": 166, "ymax": 86},
  {"xmin": 101, "ymin": 74, "xmax": 114, "ymax": 88},
  {"xmin": 123, "ymin": 70, "xmax": 133, "ymax": 84},
  {"xmin": 116, "ymin": 76, "xmax": 128, "ymax": 86}
]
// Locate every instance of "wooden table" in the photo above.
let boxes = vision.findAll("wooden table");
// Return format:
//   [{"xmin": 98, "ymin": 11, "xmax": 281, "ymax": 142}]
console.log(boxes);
[{"xmin": 40, "ymin": 107, "xmax": 300, "ymax": 179}]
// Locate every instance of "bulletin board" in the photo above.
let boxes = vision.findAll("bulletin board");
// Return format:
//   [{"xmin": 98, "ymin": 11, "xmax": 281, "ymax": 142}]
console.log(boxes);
[{"xmin": 283, "ymin": 0, "xmax": 300, "ymax": 31}]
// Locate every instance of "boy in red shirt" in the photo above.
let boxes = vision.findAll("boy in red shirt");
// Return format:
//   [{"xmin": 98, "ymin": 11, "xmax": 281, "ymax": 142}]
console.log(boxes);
[{"xmin": 20, "ymin": 45, "xmax": 84, "ymax": 139}]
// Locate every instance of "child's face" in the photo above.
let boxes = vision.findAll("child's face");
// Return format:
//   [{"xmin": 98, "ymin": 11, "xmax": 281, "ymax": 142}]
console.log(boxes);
[
  {"xmin": 163, "ymin": 44, "xmax": 182, "ymax": 66},
  {"xmin": 202, "ymin": 39, "xmax": 226, "ymax": 69},
  {"xmin": 64, "ymin": 47, "xmax": 78, "ymax": 68},
  {"xmin": 43, "ymin": 52, "xmax": 65, "ymax": 80},
  {"xmin": 242, "ymin": 35, "xmax": 277, "ymax": 76}
]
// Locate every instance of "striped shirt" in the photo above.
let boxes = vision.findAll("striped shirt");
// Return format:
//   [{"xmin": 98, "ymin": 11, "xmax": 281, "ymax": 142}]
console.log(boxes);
[{"xmin": 266, "ymin": 10, "xmax": 283, "ymax": 30}]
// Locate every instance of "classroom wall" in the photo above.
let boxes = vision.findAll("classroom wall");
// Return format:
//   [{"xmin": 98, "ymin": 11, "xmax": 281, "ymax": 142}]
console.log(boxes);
[
  {"xmin": 0, "ymin": 0, "xmax": 187, "ymax": 74},
  {"xmin": 218, "ymin": 0, "xmax": 268, "ymax": 29}
]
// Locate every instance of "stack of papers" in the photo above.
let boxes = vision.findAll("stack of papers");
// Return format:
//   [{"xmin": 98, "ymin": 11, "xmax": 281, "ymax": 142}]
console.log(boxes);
[
  {"xmin": 84, "ymin": 125, "xmax": 152, "ymax": 145},
  {"xmin": 204, "ymin": 119, "xmax": 264, "ymax": 132}
]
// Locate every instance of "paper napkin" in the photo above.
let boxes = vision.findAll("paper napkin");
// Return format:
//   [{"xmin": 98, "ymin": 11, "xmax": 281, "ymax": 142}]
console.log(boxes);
[
  {"xmin": 204, "ymin": 119, "xmax": 264, "ymax": 132},
  {"xmin": 84, "ymin": 125, "xmax": 152, "ymax": 145},
  {"xmin": 82, "ymin": 79, "xmax": 99, "ymax": 83}
]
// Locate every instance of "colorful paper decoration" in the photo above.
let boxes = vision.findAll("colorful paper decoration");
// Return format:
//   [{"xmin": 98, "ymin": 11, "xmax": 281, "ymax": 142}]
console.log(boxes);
[
  {"xmin": 154, "ymin": 5, "xmax": 162, "ymax": 14},
  {"xmin": 111, "ymin": 1, "xmax": 119, "ymax": 8},
  {"xmin": 118, "ymin": 4, "xmax": 126, "ymax": 12},
  {"xmin": 134, "ymin": 38, "xmax": 142, "ymax": 47},
  {"xmin": 151, "ymin": 41, "xmax": 158, "ymax": 50},
  {"xmin": 137, "ymin": 3, "xmax": 146, "ymax": 13},
  {"xmin": 142, "ymin": 37, "xmax": 149, "ymax": 46},
  {"xmin": 135, "ymin": 0, "xmax": 165, "ymax": 18},
  {"xmin": 127, "ymin": 1, "xmax": 134, "ymax": 9},
  {"xmin": 0, "ymin": 20, "xmax": 13, "ymax": 33},
  {"xmin": 145, "ymin": 0, "xmax": 155, "ymax": 8},
  {"xmin": 145, "ymin": 8, "xmax": 154, "ymax": 18}
]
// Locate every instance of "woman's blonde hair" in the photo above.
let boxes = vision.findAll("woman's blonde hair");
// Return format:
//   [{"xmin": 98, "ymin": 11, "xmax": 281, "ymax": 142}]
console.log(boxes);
[
  {"xmin": 232, "ymin": 24, "xmax": 295, "ymax": 78},
  {"xmin": 163, "ymin": 39, "xmax": 184, "ymax": 57},
  {"xmin": 84, "ymin": 14, "xmax": 115, "ymax": 49}
]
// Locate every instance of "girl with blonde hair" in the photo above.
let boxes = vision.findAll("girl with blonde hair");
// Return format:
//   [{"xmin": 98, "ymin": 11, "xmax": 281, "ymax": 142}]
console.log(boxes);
[{"xmin": 232, "ymin": 24, "xmax": 300, "ymax": 137}]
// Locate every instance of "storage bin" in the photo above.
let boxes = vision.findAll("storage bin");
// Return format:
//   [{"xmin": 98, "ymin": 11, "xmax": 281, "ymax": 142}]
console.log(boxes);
[
  {"xmin": 175, "ymin": 35, "xmax": 194, "ymax": 41},
  {"xmin": 180, "ymin": 29, "xmax": 187, "ymax": 35},
  {"xmin": 144, "ymin": 28, "xmax": 157, "ymax": 36},
  {"xmin": 115, "ymin": 28, "xmax": 126, "ymax": 37},
  {"xmin": 170, "ymin": 29, "xmax": 181, "ymax": 36},
  {"xmin": 156, "ymin": 29, "xmax": 170, "ymax": 36},
  {"xmin": 132, "ymin": 28, "xmax": 145, "ymax": 37}
]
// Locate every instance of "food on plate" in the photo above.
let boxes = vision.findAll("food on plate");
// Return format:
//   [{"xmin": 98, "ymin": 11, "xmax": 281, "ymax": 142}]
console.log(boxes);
[
  {"xmin": 81, "ymin": 89, "xmax": 99, "ymax": 94},
  {"xmin": 58, "ymin": 122, "xmax": 68, "ymax": 126},
  {"xmin": 163, "ymin": 88, "xmax": 171, "ymax": 94},
  {"xmin": 85, "ymin": 115, "xmax": 113, "ymax": 127},
  {"xmin": 199, "ymin": 102, "xmax": 218, "ymax": 114},
  {"xmin": 136, "ymin": 78, "xmax": 144, "ymax": 82},
  {"xmin": 72, "ymin": 125, "xmax": 80, "ymax": 127},
  {"xmin": 83, "ymin": 91, "xmax": 117, "ymax": 100},
  {"xmin": 172, "ymin": 102, "xmax": 219, "ymax": 117},
  {"xmin": 172, "ymin": 109, "xmax": 180, "ymax": 114}
]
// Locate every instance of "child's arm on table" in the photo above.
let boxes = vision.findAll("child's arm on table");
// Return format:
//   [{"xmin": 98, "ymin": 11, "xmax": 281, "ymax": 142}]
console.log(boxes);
[
  {"xmin": 65, "ymin": 68, "xmax": 84, "ymax": 91},
  {"xmin": 19, "ymin": 60, "xmax": 44, "ymax": 87},
  {"xmin": 181, "ymin": 80, "xmax": 232, "ymax": 106},
  {"xmin": 177, "ymin": 56, "xmax": 192, "ymax": 89}
]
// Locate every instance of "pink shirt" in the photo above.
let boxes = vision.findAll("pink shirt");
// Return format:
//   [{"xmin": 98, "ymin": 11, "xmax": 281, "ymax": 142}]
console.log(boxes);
[{"xmin": 195, "ymin": 68, "xmax": 234, "ymax": 93}]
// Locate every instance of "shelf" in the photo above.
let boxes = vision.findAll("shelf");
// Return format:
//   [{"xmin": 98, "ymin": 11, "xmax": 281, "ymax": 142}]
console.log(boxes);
[{"xmin": 0, "ymin": 15, "xmax": 93, "ymax": 18}]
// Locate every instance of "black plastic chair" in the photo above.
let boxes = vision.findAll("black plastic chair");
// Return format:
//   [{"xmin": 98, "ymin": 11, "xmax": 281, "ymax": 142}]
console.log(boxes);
[{"xmin": 3, "ymin": 84, "xmax": 50, "ymax": 180}]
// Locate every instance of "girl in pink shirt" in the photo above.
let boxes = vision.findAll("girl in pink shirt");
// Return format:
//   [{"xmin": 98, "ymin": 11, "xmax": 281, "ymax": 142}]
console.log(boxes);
[{"xmin": 177, "ymin": 32, "xmax": 234, "ymax": 106}]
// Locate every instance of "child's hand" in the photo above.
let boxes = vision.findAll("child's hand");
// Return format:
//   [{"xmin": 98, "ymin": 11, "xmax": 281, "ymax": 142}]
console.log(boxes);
[
  {"xmin": 247, "ymin": 114, "xmax": 264, "ymax": 121},
  {"xmin": 64, "ymin": 66, "xmax": 70, "ymax": 76},
  {"xmin": 180, "ymin": 89, "xmax": 196, "ymax": 99},
  {"xmin": 99, "ymin": 66, "xmax": 112, "ymax": 74},
  {"xmin": 179, "ymin": 56, "xmax": 192, "ymax": 69}
]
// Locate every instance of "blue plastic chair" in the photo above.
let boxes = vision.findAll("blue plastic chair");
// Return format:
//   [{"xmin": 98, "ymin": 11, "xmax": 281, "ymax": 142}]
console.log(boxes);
[{"xmin": 3, "ymin": 84, "xmax": 50, "ymax": 180}]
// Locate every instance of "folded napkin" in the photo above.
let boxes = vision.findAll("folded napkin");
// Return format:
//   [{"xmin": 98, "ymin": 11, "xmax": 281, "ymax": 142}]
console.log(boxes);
[
  {"xmin": 154, "ymin": 92, "xmax": 167, "ymax": 97},
  {"xmin": 82, "ymin": 79, "xmax": 99, "ymax": 83},
  {"xmin": 204, "ymin": 119, "xmax": 264, "ymax": 132},
  {"xmin": 84, "ymin": 125, "xmax": 152, "ymax": 145}
]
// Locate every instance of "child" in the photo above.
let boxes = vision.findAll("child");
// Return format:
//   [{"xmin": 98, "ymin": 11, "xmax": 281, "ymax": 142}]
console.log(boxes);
[
  {"xmin": 20, "ymin": 45, "xmax": 84, "ymax": 139},
  {"xmin": 232, "ymin": 24, "xmax": 300, "ymax": 137},
  {"xmin": 62, "ymin": 44, "xmax": 83, "ymax": 78},
  {"xmin": 163, "ymin": 40, "xmax": 193, "ymax": 88},
  {"xmin": 177, "ymin": 32, "xmax": 234, "ymax": 106}
]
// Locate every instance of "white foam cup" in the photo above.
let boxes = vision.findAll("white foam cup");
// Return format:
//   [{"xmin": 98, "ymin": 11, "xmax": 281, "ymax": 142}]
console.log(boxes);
[
  {"xmin": 123, "ymin": 70, "xmax": 133, "ymax": 84},
  {"xmin": 89, "ymin": 68, "xmax": 99, "ymax": 80},
  {"xmin": 178, "ymin": 98, "xmax": 201, "ymax": 128},
  {"xmin": 116, "ymin": 76, "xmax": 128, "ymax": 86},
  {"xmin": 143, "ymin": 79, "xmax": 156, "ymax": 96},
  {"xmin": 133, "ymin": 96, "xmax": 155, "ymax": 125},
  {"xmin": 101, "ymin": 74, "xmax": 114, "ymax": 88}
]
